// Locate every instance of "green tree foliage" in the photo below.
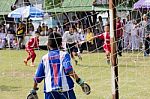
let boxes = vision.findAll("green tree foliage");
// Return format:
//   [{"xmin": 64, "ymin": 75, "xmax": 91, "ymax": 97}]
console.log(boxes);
[
  {"xmin": 117, "ymin": 0, "xmax": 139, "ymax": 7},
  {"xmin": 128, "ymin": 0, "xmax": 139, "ymax": 7},
  {"xmin": 45, "ymin": 0, "xmax": 61, "ymax": 9}
]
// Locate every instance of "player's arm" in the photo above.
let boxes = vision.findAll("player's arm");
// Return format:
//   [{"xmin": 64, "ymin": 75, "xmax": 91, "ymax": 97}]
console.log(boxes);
[
  {"xmin": 63, "ymin": 53, "xmax": 91, "ymax": 95},
  {"xmin": 32, "ymin": 60, "xmax": 45, "ymax": 90}
]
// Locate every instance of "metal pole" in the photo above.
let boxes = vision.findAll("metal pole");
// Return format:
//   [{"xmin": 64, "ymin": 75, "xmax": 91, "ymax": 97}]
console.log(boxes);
[{"xmin": 109, "ymin": 0, "xmax": 119, "ymax": 99}]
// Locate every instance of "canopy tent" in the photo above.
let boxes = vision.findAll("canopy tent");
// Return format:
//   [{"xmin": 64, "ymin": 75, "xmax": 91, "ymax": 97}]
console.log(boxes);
[
  {"xmin": 134, "ymin": 0, "xmax": 150, "ymax": 9},
  {"xmin": 8, "ymin": 6, "xmax": 44, "ymax": 18}
]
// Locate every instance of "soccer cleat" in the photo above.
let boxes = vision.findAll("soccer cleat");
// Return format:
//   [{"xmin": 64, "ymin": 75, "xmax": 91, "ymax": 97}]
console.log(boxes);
[
  {"xmin": 75, "ymin": 60, "xmax": 78, "ymax": 65},
  {"xmin": 79, "ymin": 56, "xmax": 82, "ymax": 61},
  {"xmin": 30, "ymin": 63, "xmax": 35, "ymax": 67},
  {"xmin": 24, "ymin": 60, "xmax": 28, "ymax": 66}
]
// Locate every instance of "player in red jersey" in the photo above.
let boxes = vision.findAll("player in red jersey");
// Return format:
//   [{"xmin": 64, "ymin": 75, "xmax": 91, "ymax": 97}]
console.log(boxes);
[
  {"xmin": 24, "ymin": 32, "xmax": 40, "ymax": 66},
  {"xmin": 92, "ymin": 24, "xmax": 111, "ymax": 64}
]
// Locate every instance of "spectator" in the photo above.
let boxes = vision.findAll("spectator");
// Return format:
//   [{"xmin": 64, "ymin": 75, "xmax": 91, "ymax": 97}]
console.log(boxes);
[
  {"xmin": 116, "ymin": 17, "xmax": 123, "ymax": 56},
  {"xmin": 57, "ymin": 22, "xmax": 64, "ymax": 35},
  {"xmin": 78, "ymin": 29, "xmax": 86, "ymax": 53},
  {"xmin": 96, "ymin": 16, "xmax": 104, "ymax": 34},
  {"xmin": 140, "ymin": 14, "xmax": 150, "ymax": 56},
  {"xmin": 70, "ymin": 16, "xmax": 78, "ymax": 27},
  {"xmin": 6, "ymin": 29, "xmax": 15, "ymax": 48},
  {"xmin": 85, "ymin": 28, "xmax": 94, "ymax": 51},
  {"xmin": 53, "ymin": 27, "xmax": 58, "ymax": 33},
  {"xmin": 0, "ymin": 28, "xmax": 6, "ymax": 49},
  {"xmin": 27, "ymin": 19, "xmax": 34, "ymax": 35},
  {"xmin": 37, "ymin": 23, "xmax": 42, "ymax": 33},
  {"xmin": 131, "ymin": 20, "xmax": 140, "ymax": 51},
  {"xmin": 12, "ymin": 38, "xmax": 18, "ymax": 49},
  {"xmin": 41, "ymin": 23, "xmax": 48, "ymax": 36},
  {"xmin": 47, "ymin": 28, "xmax": 53, "ymax": 36},
  {"xmin": 16, "ymin": 21, "xmax": 26, "ymax": 49},
  {"xmin": 123, "ymin": 16, "xmax": 132, "ymax": 50}
]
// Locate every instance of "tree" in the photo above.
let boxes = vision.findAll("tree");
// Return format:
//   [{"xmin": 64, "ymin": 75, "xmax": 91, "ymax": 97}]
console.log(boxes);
[{"xmin": 44, "ymin": 0, "xmax": 61, "ymax": 10}]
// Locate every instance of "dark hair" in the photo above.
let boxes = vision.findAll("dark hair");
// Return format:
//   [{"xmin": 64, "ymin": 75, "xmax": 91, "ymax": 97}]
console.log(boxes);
[
  {"xmin": 35, "ymin": 31, "xmax": 40, "ymax": 35},
  {"xmin": 48, "ymin": 32, "xmax": 62, "ymax": 49},
  {"xmin": 105, "ymin": 24, "xmax": 110, "ymax": 27}
]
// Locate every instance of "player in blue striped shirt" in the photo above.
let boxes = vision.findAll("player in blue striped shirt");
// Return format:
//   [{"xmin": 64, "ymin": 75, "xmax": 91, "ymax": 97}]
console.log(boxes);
[{"xmin": 30, "ymin": 32, "xmax": 89, "ymax": 99}]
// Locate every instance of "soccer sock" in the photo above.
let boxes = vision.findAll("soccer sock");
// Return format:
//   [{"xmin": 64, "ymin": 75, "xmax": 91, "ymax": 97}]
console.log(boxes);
[
  {"xmin": 27, "ymin": 55, "xmax": 32, "ymax": 61},
  {"xmin": 31, "ymin": 53, "xmax": 36, "ymax": 63}
]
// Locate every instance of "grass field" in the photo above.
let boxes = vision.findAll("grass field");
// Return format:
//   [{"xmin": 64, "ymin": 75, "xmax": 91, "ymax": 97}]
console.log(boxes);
[{"xmin": 0, "ymin": 49, "xmax": 150, "ymax": 99}]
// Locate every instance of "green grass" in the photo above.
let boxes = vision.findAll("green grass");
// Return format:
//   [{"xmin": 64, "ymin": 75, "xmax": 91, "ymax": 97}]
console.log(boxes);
[{"xmin": 0, "ymin": 50, "xmax": 150, "ymax": 99}]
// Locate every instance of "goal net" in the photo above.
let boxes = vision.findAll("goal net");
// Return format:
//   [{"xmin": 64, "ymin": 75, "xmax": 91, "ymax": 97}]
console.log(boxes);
[{"xmin": 0, "ymin": 0, "xmax": 150, "ymax": 99}]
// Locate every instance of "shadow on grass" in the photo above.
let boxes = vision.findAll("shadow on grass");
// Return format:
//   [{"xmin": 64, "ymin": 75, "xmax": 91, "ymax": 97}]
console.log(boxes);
[
  {"xmin": 77, "ymin": 64, "xmax": 109, "ymax": 68},
  {"xmin": 0, "ymin": 85, "xmax": 20, "ymax": 91},
  {"xmin": 77, "ymin": 64, "xmax": 150, "ymax": 68}
]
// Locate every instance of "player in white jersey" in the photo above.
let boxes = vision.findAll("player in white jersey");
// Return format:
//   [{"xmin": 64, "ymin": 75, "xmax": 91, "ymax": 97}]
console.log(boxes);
[
  {"xmin": 30, "ymin": 32, "xmax": 90, "ymax": 99},
  {"xmin": 62, "ymin": 27, "xmax": 81, "ymax": 65}
]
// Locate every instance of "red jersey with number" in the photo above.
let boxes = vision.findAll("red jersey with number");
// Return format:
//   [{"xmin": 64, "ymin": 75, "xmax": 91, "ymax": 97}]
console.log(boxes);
[{"xmin": 97, "ymin": 32, "xmax": 111, "ymax": 52}]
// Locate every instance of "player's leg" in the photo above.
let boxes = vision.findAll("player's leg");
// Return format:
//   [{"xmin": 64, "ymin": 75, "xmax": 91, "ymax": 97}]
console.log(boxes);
[
  {"xmin": 30, "ymin": 50, "xmax": 36, "ymax": 66},
  {"xmin": 60, "ymin": 90, "xmax": 76, "ymax": 99},
  {"xmin": 24, "ymin": 48, "xmax": 32, "ymax": 66},
  {"xmin": 105, "ymin": 51, "xmax": 110, "ymax": 65},
  {"xmin": 71, "ymin": 51, "xmax": 78, "ymax": 65},
  {"xmin": 45, "ymin": 92, "xmax": 60, "ymax": 99},
  {"xmin": 67, "ymin": 43, "xmax": 78, "ymax": 65},
  {"xmin": 74, "ymin": 45, "xmax": 82, "ymax": 61},
  {"xmin": 104, "ymin": 45, "xmax": 111, "ymax": 64}
]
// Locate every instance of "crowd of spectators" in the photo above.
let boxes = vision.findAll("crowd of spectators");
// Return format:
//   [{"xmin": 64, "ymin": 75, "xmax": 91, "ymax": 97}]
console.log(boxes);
[{"xmin": 0, "ymin": 14, "xmax": 150, "ymax": 56}]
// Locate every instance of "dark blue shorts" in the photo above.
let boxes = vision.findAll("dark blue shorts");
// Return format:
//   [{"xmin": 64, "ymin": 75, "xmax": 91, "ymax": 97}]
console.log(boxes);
[
  {"xmin": 66, "ymin": 43, "xmax": 78, "ymax": 54},
  {"xmin": 45, "ymin": 89, "xmax": 76, "ymax": 99}
]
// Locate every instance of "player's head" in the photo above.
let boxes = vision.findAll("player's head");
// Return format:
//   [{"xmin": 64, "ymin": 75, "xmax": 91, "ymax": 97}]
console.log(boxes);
[
  {"xmin": 47, "ymin": 32, "xmax": 62, "ymax": 49},
  {"xmin": 35, "ymin": 31, "xmax": 40, "ymax": 38},
  {"xmin": 104, "ymin": 24, "xmax": 110, "ymax": 32},
  {"xmin": 69, "ymin": 27, "xmax": 74, "ymax": 34}
]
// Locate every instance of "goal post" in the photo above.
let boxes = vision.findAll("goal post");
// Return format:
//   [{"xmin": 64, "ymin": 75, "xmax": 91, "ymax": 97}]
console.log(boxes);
[{"xmin": 109, "ymin": 0, "xmax": 119, "ymax": 99}]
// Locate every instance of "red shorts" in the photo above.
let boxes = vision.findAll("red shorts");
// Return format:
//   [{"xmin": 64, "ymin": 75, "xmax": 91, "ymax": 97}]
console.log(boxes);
[
  {"xmin": 25, "ymin": 47, "xmax": 35, "ymax": 55},
  {"xmin": 103, "ymin": 44, "xmax": 111, "ymax": 53}
]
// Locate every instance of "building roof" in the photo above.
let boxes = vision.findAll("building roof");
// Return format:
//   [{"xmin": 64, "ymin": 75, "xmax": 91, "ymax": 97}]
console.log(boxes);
[
  {"xmin": 47, "ymin": 0, "xmax": 132, "ymax": 13},
  {"xmin": 62, "ymin": 0, "xmax": 93, "ymax": 7}
]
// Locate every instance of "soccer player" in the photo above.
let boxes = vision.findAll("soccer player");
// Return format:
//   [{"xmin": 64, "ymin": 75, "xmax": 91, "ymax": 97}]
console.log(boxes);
[
  {"xmin": 91, "ymin": 25, "xmax": 111, "ymax": 64},
  {"xmin": 62, "ymin": 27, "xmax": 80, "ymax": 65},
  {"xmin": 30, "ymin": 32, "xmax": 89, "ymax": 99},
  {"xmin": 24, "ymin": 32, "xmax": 40, "ymax": 66}
]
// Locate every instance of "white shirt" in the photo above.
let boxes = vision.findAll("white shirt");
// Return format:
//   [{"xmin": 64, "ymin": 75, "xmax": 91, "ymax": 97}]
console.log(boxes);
[{"xmin": 62, "ymin": 31, "xmax": 78, "ymax": 44}]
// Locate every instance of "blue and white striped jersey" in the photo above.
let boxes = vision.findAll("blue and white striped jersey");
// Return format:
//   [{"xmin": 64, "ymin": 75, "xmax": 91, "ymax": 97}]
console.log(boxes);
[{"xmin": 34, "ymin": 50, "xmax": 74, "ymax": 92}]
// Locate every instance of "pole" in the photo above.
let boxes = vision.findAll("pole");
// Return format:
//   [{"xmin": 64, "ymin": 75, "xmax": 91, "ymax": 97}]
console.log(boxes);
[{"xmin": 109, "ymin": 0, "xmax": 119, "ymax": 99}]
